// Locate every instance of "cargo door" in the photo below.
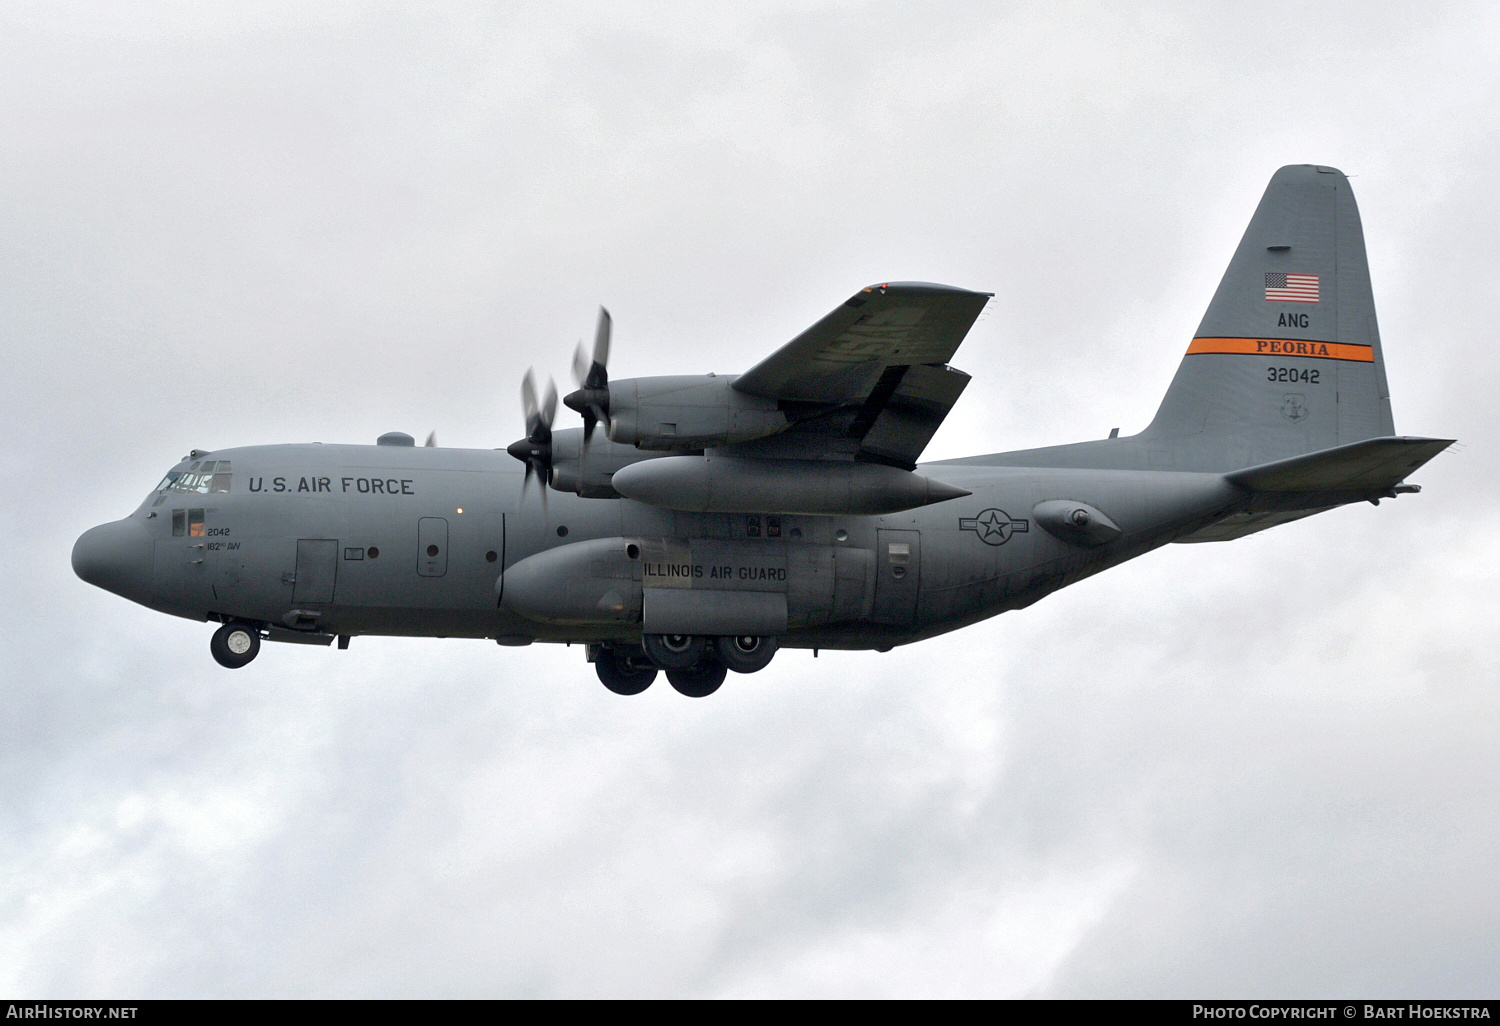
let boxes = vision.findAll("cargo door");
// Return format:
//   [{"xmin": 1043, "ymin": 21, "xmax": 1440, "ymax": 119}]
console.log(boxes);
[
  {"xmin": 292, "ymin": 539, "xmax": 339, "ymax": 604},
  {"xmin": 871, "ymin": 529, "xmax": 920, "ymax": 624},
  {"xmin": 418, "ymin": 517, "xmax": 449, "ymax": 577}
]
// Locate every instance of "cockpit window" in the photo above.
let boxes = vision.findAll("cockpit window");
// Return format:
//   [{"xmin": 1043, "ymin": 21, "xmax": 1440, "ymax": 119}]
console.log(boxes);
[{"xmin": 158, "ymin": 461, "xmax": 231, "ymax": 495}]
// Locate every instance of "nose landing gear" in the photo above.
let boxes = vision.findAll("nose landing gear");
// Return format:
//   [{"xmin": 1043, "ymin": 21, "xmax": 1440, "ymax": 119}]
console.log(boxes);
[{"xmin": 210, "ymin": 621, "xmax": 261, "ymax": 669}]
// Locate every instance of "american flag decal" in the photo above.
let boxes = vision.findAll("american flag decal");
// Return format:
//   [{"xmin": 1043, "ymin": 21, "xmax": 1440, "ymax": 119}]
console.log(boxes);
[{"xmin": 1265, "ymin": 272, "xmax": 1319, "ymax": 303}]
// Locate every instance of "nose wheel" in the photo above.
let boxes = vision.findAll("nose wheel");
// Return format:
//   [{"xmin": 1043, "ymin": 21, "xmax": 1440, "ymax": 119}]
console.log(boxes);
[{"xmin": 210, "ymin": 621, "xmax": 261, "ymax": 669}]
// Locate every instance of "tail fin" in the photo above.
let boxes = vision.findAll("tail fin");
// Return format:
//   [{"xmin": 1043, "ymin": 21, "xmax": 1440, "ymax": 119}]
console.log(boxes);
[{"xmin": 1141, "ymin": 164, "xmax": 1396, "ymax": 470}]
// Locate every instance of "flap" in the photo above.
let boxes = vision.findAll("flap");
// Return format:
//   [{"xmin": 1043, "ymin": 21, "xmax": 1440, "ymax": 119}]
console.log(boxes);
[{"xmin": 855, "ymin": 363, "xmax": 972, "ymax": 468}]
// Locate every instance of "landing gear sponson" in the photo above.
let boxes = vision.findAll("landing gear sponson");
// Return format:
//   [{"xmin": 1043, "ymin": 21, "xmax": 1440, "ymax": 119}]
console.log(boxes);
[{"xmin": 591, "ymin": 634, "xmax": 779, "ymax": 697}]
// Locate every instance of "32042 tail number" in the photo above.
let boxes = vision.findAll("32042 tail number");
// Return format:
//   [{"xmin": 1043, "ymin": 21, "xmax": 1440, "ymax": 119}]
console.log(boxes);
[{"xmin": 1268, "ymin": 366, "xmax": 1320, "ymax": 384}]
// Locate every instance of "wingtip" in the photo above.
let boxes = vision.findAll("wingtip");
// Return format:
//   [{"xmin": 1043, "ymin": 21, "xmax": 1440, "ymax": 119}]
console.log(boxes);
[{"xmin": 858, "ymin": 281, "xmax": 992, "ymax": 298}]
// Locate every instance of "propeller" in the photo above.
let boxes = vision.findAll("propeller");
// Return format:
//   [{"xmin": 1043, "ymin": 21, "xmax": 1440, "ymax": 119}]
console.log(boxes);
[
  {"xmin": 564, "ymin": 306, "xmax": 612, "ymax": 441},
  {"xmin": 507, "ymin": 369, "xmax": 557, "ymax": 507},
  {"xmin": 424, "ymin": 431, "xmax": 437, "ymax": 447}
]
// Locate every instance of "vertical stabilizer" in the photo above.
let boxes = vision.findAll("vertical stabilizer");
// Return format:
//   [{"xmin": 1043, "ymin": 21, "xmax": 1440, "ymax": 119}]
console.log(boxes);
[{"xmin": 1141, "ymin": 164, "xmax": 1395, "ymax": 470}]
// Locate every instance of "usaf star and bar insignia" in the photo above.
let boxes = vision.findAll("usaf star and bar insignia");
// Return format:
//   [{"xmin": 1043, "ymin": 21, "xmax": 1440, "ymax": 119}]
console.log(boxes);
[{"xmin": 959, "ymin": 508, "xmax": 1029, "ymax": 546}]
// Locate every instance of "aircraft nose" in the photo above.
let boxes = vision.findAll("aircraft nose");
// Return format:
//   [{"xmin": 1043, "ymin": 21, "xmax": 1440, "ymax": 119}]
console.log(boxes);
[{"xmin": 72, "ymin": 518, "xmax": 154, "ymax": 602}]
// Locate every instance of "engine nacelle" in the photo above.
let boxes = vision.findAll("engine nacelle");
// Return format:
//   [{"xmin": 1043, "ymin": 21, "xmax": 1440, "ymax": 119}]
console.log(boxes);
[
  {"xmin": 547, "ymin": 429, "xmax": 667, "ymax": 498},
  {"xmin": 607, "ymin": 375, "xmax": 789, "ymax": 451}
]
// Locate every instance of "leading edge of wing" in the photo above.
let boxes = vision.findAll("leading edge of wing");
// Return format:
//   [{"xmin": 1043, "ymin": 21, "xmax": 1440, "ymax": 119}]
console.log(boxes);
[{"xmin": 732, "ymin": 282, "xmax": 992, "ymax": 405}]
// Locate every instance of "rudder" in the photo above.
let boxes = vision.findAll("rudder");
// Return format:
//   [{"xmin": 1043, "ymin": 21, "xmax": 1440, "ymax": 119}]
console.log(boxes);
[{"xmin": 1140, "ymin": 164, "xmax": 1396, "ymax": 471}]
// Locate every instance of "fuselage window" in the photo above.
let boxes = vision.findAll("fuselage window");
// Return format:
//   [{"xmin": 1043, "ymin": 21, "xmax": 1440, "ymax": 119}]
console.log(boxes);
[{"xmin": 172, "ymin": 509, "xmax": 186, "ymax": 537}]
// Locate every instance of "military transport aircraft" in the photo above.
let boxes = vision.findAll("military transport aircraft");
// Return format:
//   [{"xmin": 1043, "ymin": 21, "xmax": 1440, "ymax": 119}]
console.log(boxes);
[{"xmin": 73, "ymin": 165, "xmax": 1452, "ymax": 697}]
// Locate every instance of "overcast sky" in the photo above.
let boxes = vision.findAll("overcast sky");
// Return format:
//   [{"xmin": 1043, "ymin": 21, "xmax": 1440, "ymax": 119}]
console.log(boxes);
[{"xmin": 2, "ymin": 1, "xmax": 1497, "ymax": 998}]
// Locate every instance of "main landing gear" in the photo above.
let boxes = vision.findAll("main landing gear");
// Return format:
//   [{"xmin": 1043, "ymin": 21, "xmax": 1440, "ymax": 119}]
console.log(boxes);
[
  {"xmin": 593, "ymin": 634, "xmax": 779, "ymax": 697},
  {"xmin": 594, "ymin": 646, "xmax": 659, "ymax": 695},
  {"xmin": 665, "ymin": 661, "xmax": 727, "ymax": 698},
  {"xmin": 210, "ymin": 621, "xmax": 261, "ymax": 669}
]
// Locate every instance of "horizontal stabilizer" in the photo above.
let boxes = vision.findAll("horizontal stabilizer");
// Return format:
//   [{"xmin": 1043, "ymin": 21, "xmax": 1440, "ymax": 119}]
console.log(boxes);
[{"xmin": 1227, "ymin": 436, "xmax": 1453, "ymax": 493}]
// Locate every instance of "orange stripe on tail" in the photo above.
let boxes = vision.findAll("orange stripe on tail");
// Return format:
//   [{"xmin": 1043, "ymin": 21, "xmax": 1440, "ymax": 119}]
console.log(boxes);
[{"xmin": 1186, "ymin": 337, "xmax": 1375, "ymax": 362}]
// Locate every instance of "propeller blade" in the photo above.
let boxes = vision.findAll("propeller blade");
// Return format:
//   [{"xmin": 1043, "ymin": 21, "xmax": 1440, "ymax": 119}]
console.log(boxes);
[
  {"xmin": 512, "ymin": 367, "xmax": 553, "ymax": 501},
  {"xmin": 572, "ymin": 340, "xmax": 590, "ymax": 388},
  {"xmin": 565, "ymin": 306, "xmax": 612, "ymax": 442},
  {"xmin": 518, "ymin": 455, "xmax": 549, "ymax": 513},
  {"xmin": 541, "ymin": 377, "xmax": 557, "ymax": 429},
  {"xmin": 591, "ymin": 306, "xmax": 611, "ymax": 384},
  {"xmin": 521, "ymin": 369, "xmax": 538, "ymax": 433},
  {"xmin": 424, "ymin": 431, "xmax": 437, "ymax": 447},
  {"xmin": 521, "ymin": 368, "xmax": 538, "ymax": 417}
]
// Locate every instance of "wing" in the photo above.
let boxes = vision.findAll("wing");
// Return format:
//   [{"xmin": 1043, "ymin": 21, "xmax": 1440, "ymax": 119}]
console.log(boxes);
[
  {"xmin": 735, "ymin": 281, "xmax": 991, "ymax": 403},
  {"xmin": 730, "ymin": 282, "xmax": 991, "ymax": 468}
]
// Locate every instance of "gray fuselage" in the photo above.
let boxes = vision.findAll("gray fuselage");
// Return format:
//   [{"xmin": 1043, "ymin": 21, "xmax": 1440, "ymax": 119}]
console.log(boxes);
[{"xmin": 78, "ymin": 440, "xmax": 1244, "ymax": 651}]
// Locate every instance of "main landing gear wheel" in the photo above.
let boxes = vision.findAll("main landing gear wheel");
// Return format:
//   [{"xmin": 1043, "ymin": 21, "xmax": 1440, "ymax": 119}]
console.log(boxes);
[
  {"xmin": 595, "ymin": 646, "xmax": 658, "ymax": 696},
  {"xmin": 643, "ymin": 633, "xmax": 707, "ymax": 671},
  {"xmin": 715, "ymin": 635, "xmax": 778, "ymax": 674},
  {"xmin": 210, "ymin": 622, "xmax": 261, "ymax": 669},
  {"xmin": 666, "ymin": 660, "xmax": 727, "ymax": 698}
]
